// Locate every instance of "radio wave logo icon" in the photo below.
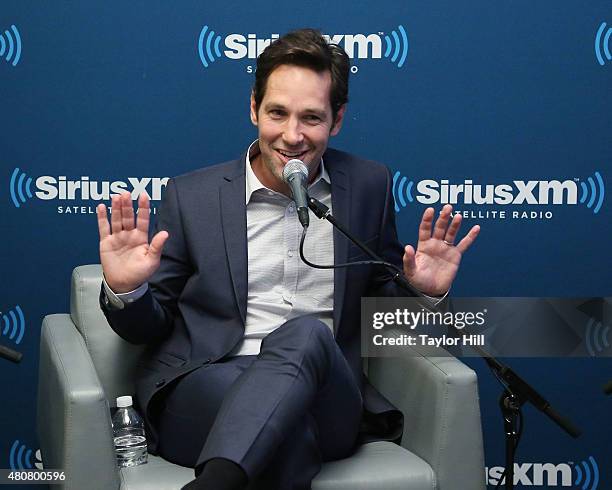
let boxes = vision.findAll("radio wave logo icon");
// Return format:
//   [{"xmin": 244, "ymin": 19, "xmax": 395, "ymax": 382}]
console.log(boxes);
[
  {"xmin": 585, "ymin": 318, "xmax": 610, "ymax": 357},
  {"xmin": 579, "ymin": 171, "xmax": 604, "ymax": 214},
  {"xmin": 198, "ymin": 25, "xmax": 223, "ymax": 68},
  {"xmin": 9, "ymin": 167, "xmax": 34, "ymax": 208},
  {"xmin": 9, "ymin": 441, "xmax": 42, "ymax": 470},
  {"xmin": 574, "ymin": 456, "xmax": 599, "ymax": 490},
  {"xmin": 595, "ymin": 22, "xmax": 612, "ymax": 66},
  {"xmin": 392, "ymin": 170, "xmax": 414, "ymax": 211},
  {"xmin": 1, "ymin": 305, "xmax": 26, "ymax": 345},
  {"xmin": 0, "ymin": 25, "xmax": 22, "ymax": 67},
  {"xmin": 383, "ymin": 25, "xmax": 409, "ymax": 68}
]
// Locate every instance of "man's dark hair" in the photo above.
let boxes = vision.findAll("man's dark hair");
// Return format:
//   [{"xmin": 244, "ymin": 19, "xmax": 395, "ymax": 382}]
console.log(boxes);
[{"xmin": 253, "ymin": 28, "xmax": 350, "ymax": 123}]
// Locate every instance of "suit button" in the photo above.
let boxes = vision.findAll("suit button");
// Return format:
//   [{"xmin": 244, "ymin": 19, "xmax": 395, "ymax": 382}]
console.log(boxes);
[
  {"xmin": 156, "ymin": 379, "xmax": 166, "ymax": 387},
  {"xmin": 203, "ymin": 358, "xmax": 211, "ymax": 365}
]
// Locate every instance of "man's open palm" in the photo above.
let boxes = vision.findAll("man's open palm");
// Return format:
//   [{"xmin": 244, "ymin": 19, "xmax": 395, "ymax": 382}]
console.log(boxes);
[
  {"xmin": 97, "ymin": 192, "xmax": 168, "ymax": 293},
  {"xmin": 402, "ymin": 205, "xmax": 480, "ymax": 296}
]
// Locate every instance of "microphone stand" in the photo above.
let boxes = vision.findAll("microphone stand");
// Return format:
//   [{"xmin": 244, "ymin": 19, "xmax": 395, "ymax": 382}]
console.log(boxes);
[
  {"xmin": 0, "ymin": 343, "xmax": 23, "ymax": 363},
  {"xmin": 307, "ymin": 197, "xmax": 581, "ymax": 489}
]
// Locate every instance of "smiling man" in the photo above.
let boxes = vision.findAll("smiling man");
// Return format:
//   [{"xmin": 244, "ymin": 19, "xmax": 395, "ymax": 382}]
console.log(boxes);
[
  {"xmin": 250, "ymin": 63, "xmax": 345, "ymax": 193},
  {"xmin": 97, "ymin": 28, "xmax": 479, "ymax": 490}
]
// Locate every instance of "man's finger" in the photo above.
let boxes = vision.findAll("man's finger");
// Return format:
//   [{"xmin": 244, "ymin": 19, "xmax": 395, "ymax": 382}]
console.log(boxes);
[
  {"xmin": 136, "ymin": 193, "xmax": 151, "ymax": 234},
  {"xmin": 121, "ymin": 192, "xmax": 135, "ymax": 231},
  {"xmin": 456, "ymin": 225, "xmax": 481, "ymax": 254},
  {"xmin": 402, "ymin": 245, "xmax": 416, "ymax": 277},
  {"xmin": 148, "ymin": 230, "xmax": 169, "ymax": 258},
  {"xmin": 97, "ymin": 204, "xmax": 110, "ymax": 240},
  {"xmin": 418, "ymin": 207, "xmax": 435, "ymax": 242},
  {"xmin": 110, "ymin": 194, "xmax": 122, "ymax": 234},
  {"xmin": 444, "ymin": 213, "xmax": 462, "ymax": 245},
  {"xmin": 432, "ymin": 204, "xmax": 453, "ymax": 240}
]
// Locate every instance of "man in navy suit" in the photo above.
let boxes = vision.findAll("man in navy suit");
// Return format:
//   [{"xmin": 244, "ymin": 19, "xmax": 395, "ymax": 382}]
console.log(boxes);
[{"xmin": 97, "ymin": 29, "xmax": 479, "ymax": 490}]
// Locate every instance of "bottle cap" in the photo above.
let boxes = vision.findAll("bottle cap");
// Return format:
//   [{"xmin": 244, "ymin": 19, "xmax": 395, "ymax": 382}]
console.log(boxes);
[{"xmin": 116, "ymin": 396, "xmax": 133, "ymax": 408}]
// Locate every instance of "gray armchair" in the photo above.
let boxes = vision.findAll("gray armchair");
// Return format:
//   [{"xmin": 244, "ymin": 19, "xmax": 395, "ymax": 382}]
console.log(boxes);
[{"xmin": 37, "ymin": 265, "xmax": 485, "ymax": 490}]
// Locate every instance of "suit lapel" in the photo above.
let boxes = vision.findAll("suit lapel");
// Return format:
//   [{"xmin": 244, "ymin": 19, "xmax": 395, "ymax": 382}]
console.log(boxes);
[
  {"xmin": 327, "ymin": 155, "xmax": 350, "ymax": 332},
  {"xmin": 217, "ymin": 152, "xmax": 352, "ymax": 330},
  {"xmin": 219, "ymin": 159, "xmax": 248, "ymax": 325}
]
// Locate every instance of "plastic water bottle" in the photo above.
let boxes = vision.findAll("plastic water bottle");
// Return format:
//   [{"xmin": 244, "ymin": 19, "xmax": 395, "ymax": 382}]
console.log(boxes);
[{"xmin": 112, "ymin": 395, "xmax": 148, "ymax": 468}]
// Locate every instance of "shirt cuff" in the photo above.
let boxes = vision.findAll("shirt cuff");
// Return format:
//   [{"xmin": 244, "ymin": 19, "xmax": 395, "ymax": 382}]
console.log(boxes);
[
  {"xmin": 102, "ymin": 276, "xmax": 148, "ymax": 310},
  {"xmin": 421, "ymin": 289, "xmax": 450, "ymax": 307}
]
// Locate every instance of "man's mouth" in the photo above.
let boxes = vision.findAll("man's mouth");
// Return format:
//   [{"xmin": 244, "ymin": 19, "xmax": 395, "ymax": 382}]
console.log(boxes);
[{"xmin": 276, "ymin": 149, "xmax": 308, "ymax": 161}]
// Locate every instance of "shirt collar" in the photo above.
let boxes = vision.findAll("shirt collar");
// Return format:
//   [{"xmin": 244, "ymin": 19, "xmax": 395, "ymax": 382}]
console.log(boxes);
[{"xmin": 245, "ymin": 140, "xmax": 330, "ymax": 204}]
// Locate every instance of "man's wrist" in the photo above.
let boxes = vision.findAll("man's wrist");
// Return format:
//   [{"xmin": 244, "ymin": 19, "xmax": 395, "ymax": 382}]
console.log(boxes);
[{"xmin": 102, "ymin": 275, "xmax": 148, "ymax": 309}]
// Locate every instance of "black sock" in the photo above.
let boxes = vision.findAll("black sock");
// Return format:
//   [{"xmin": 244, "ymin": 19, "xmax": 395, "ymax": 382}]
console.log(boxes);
[{"xmin": 181, "ymin": 458, "xmax": 248, "ymax": 490}]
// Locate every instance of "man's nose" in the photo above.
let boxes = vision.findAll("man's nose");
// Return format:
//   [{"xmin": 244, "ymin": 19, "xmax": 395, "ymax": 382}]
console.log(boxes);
[{"xmin": 282, "ymin": 118, "xmax": 304, "ymax": 146}]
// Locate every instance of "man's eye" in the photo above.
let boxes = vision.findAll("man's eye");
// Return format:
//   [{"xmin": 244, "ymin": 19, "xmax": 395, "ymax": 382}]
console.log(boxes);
[
  {"xmin": 305, "ymin": 115, "xmax": 322, "ymax": 123},
  {"xmin": 269, "ymin": 110, "xmax": 285, "ymax": 117}
]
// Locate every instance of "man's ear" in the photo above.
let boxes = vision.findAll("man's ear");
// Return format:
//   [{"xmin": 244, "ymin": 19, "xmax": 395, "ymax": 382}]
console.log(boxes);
[
  {"xmin": 330, "ymin": 104, "xmax": 346, "ymax": 136},
  {"xmin": 250, "ymin": 93, "xmax": 258, "ymax": 126}
]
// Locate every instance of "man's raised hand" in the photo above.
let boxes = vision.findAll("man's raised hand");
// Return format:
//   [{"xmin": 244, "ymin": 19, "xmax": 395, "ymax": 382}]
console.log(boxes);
[
  {"xmin": 96, "ymin": 192, "xmax": 168, "ymax": 293},
  {"xmin": 402, "ymin": 204, "xmax": 480, "ymax": 296}
]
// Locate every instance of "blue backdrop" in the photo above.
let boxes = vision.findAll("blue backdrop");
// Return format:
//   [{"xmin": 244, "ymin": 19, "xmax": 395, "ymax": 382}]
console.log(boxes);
[{"xmin": 1, "ymin": 1, "xmax": 611, "ymax": 488}]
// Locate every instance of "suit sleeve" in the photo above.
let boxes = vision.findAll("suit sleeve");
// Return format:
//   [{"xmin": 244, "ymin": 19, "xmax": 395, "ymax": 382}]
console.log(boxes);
[
  {"xmin": 367, "ymin": 166, "xmax": 417, "ymax": 298},
  {"xmin": 99, "ymin": 178, "xmax": 194, "ymax": 344}
]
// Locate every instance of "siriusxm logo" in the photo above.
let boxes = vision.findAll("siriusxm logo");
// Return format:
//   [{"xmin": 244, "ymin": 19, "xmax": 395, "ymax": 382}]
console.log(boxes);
[
  {"xmin": 198, "ymin": 25, "xmax": 408, "ymax": 71},
  {"xmin": 585, "ymin": 318, "xmax": 611, "ymax": 357},
  {"xmin": 9, "ymin": 441, "xmax": 43, "ymax": 470},
  {"xmin": 392, "ymin": 171, "xmax": 605, "ymax": 216},
  {"xmin": 9, "ymin": 168, "xmax": 169, "ymax": 208},
  {"xmin": 0, "ymin": 24, "xmax": 22, "ymax": 67},
  {"xmin": 1, "ymin": 305, "xmax": 25, "ymax": 345},
  {"xmin": 595, "ymin": 22, "xmax": 612, "ymax": 66},
  {"xmin": 486, "ymin": 457, "xmax": 599, "ymax": 488}
]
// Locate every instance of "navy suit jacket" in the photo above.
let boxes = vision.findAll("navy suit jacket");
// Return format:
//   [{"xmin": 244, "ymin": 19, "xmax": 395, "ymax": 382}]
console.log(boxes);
[{"xmin": 101, "ymin": 147, "xmax": 410, "ymax": 454}]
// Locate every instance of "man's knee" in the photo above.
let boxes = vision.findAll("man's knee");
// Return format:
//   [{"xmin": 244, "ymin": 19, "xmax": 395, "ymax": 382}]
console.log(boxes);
[
  {"xmin": 261, "ymin": 316, "xmax": 335, "ymax": 361},
  {"xmin": 284, "ymin": 316, "xmax": 333, "ymax": 346}
]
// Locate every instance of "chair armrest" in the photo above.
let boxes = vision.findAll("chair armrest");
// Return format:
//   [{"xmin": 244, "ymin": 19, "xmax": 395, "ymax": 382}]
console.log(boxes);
[
  {"xmin": 37, "ymin": 314, "xmax": 120, "ymax": 490},
  {"xmin": 367, "ymin": 343, "xmax": 485, "ymax": 490}
]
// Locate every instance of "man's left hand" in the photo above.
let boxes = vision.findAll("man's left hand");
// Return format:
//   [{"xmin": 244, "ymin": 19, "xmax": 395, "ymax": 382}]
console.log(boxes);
[{"xmin": 402, "ymin": 204, "xmax": 480, "ymax": 296}]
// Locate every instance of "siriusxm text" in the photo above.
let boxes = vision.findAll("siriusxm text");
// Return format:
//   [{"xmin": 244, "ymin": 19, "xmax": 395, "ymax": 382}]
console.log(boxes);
[
  {"xmin": 486, "ymin": 463, "xmax": 572, "ymax": 486},
  {"xmin": 34, "ymin": 176, "xmax": 169, "ymax": 201},
  {"xmin": 224, "ymin": 33, "xmax": 383, "ymax": 59},
  {"xmin": 417, "ymin": 179, "xmax": 578, "ymax": 205}
]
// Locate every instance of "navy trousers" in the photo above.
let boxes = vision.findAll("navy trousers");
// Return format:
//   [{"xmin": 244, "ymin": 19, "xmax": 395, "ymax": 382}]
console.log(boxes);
[{"xmin": 156, "ymin": 316, "xmax": 363, "ymax": 489}]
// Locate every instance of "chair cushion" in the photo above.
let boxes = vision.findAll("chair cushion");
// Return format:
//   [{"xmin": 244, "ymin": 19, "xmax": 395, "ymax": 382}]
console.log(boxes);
[
  {"xmin": 120, "ymin": 442, "xmax": 434, "ymax": 490},
  {"xmin": 120, "ymin": 455, "xmax": 193, "ymax": 490},
  {"xmin": 313, "ymin": 441, "xmax": 435, "ymax": 490}
]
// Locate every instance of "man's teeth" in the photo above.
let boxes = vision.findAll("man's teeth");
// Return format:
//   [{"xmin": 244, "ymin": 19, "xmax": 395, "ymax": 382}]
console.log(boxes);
[{"xmin": 278, "ymin": 150, "xmax": 305, "ymax": 158}]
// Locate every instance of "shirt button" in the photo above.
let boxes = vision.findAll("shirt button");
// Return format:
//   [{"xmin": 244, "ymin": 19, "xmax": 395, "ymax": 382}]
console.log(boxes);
[{"xmin": 288, "ymin": 251, "xmax": 294, "ymax": 257}]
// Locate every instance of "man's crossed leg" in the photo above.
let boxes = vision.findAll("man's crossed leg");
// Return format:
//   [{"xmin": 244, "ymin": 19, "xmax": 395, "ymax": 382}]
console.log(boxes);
[{"xmin": 157, "ymin": 316, "xmax": 363, "ymax": 489}]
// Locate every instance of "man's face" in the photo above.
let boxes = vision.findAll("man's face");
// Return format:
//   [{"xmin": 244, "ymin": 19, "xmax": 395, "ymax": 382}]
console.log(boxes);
[{"xmin": 250, "ymin": 64, "xmax": 345, "ymax": 192}]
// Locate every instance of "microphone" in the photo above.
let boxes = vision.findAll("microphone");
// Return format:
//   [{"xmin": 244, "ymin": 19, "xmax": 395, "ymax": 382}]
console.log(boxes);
[
  {"xmin": 282, "ymin": 159, "xmax": 309, "ymax": 228},
  {"xmin": 0, "ymin": 343, "xmax": 23, "ymax": 363}
]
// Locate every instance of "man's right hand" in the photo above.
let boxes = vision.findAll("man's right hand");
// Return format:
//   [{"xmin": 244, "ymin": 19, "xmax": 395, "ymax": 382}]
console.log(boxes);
[{"xmin": 96, "ymin": 192, "xmax": 169, "ymax": 293}]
